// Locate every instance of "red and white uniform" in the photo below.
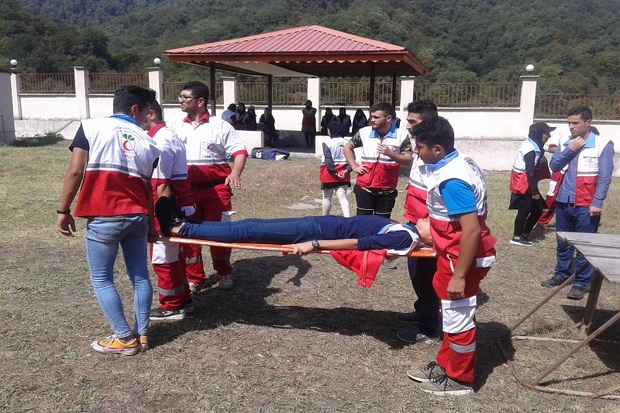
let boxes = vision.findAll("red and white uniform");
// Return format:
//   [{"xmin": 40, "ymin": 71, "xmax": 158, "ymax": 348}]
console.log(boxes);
[
  {"xmin": 350, "ymin": 126, "xmax": 410, "ymax": 189},
  {"xmin": 425, "ymin": 152, "xmax": 496, "ymax": 383},
  {"xmin": 320, "ymin": 137, "xmax": 350, "ymax": 184},
  {"xmin": 509, "ymin": 138, "xmax": 542, "ymax": 195},
  {"xmin": 169, "ymin": 113, "xmax": 249, "ymax": 283},
  {"xmin": 403, "ymin": 155, "xmax": 429, "ymax": 223},
  {"xmin": 75, "ymin": 117, "xmax": 160, "ymax": 217},
  {"xmin": 149, "ymin": 122, "xmax": 194, "ymax": 311}
]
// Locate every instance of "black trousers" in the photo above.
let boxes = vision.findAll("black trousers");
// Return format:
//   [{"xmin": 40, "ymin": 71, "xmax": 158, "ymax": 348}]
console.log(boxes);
[{"xmin": 353, "ymin": 185, "xmax": 397, "ymax": 219}]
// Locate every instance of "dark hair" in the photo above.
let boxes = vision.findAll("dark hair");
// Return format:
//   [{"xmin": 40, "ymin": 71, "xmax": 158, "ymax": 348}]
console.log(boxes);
[
  {"xmin": 181, "ymin": 81, "xmax": 210, "ymax": 102},
  {"xmin": 324, "ymin": 108, "xmax": 333, "ymax": 115},
  {"xmin": 149, "ymin": 98, "xmax": 163, "ymax": 121},
  {"xmin": 113, "ymin": 85, "xmax": 156, "ymax": 114},
  {"xmin": 227, "ymin": 103, "xmax": 237, "ymax": 111},
  {"xmin": 369, "ymin": 102, "xmax": 393, "ymax": 116},
  {"xmin": 407, "ymin": 100, "xmax": 438, "ymax": 121},
  {"xmin": 567, "ymin": 105, "xmax": 592, "ymax": 121},
  {"xmin": 411, "ymin": 116, "xmax": 455, "ymax": 153}
]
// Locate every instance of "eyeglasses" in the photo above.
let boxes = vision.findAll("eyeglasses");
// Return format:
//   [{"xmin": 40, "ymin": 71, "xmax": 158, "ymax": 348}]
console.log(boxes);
[{"xmin": 178, "ymin": 95, "xmax": 196, "ymax": 101}]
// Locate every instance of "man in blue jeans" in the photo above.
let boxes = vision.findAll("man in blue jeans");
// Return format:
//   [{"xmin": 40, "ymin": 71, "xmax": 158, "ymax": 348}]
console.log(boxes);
[
  {"xmin": 540, "ymin": 106, "xmax": 614, "ymax": 300},
  {"xmin": 57, "ymin": 86, "xmax": 161, "ymax": 355}
]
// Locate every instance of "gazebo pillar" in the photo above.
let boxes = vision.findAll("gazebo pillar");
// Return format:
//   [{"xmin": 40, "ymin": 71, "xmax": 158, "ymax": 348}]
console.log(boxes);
[{"xmin": 222, "ymin": 77, "xmax": 237, "ymax": 108}]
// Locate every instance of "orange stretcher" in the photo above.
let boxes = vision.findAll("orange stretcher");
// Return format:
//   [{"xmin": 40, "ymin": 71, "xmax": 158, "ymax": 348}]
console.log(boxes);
[{"xmin": 165, "ymin": 236, "xmax": 437, "ymax": 258}]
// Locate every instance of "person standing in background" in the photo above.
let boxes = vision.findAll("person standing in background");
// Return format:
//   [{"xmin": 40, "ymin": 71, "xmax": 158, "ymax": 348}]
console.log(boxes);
[
  {"xmin": 320, "ymin": 121, "xmax": 351, "ymax": 217},
  {"xmin": 540, "ymin": 106, "xmax": 614, "ymax": 300},
  {"xmin": 508, "ymin": 123, "xmax": 555, "ymax": 246},
  {"xmin": 302, "ymin": 100, "xmax": 317, "ymax": 148}
]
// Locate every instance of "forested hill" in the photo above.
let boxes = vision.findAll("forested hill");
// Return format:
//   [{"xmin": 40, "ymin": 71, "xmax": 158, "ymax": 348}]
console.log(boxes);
[{"xmin": 5, "ymin": 0, "xmax": 620, "ymax": 93}]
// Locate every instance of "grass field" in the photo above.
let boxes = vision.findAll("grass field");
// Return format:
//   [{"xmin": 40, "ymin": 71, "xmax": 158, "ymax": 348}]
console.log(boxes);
[{"xmin": 1, "ymin": 139, "xmax": 619, "ymax": 412}]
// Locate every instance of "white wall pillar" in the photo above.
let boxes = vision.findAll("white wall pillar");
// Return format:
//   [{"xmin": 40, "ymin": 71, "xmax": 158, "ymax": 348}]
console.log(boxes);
[
  {"xmin": 147, "ymin": 67, "xmax": 164, "ymax": 103},
  {"xmin": 519, "ymin": 75, "xmax": 538, "ymax": 136},
  {"xmin": 74, "ymin": 67, "xmax": 90, "ymax": 119},
  {"xmin": 222, "ymin": 77, "xmax": 237, "ymax": 107},
  {"xmin": 399, "ymin": 76, "xmax": 416, "ymax": 122},
  {"xmin": 0, "ymin": 72, "xmax": 16, "ymax": 144},
  {"xmin": 307, "ymin": 77, "xmax": 321, "ymax": 130},
  {"xmin": 10, "ymin": 72, "xmax": 22, "ymax": 120}
]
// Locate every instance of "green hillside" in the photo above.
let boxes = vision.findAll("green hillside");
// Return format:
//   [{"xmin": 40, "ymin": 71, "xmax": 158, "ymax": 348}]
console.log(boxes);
[{"xmin": 5, "ymin": 0, "xmax": 620, "ymax": 93}]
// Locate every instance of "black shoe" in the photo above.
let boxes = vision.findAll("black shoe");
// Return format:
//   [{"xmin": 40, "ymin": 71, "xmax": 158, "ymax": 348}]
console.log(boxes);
[
  {"xmin": 567, "ymin": 285, "xmax": 590, "ymax": 300},
  {"xmin": 155, "ymin": 196, "xmax": 184, "ymax": 237},
  {"xmin": 541, "ymin": 275, "xmax": 565, "ymax": 287},
  {"xmin": 149, "ymin": 308, "xmax": 186, "ymax": 321}
]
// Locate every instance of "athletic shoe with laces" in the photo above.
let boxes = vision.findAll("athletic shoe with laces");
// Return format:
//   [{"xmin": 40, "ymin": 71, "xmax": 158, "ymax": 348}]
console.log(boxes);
[
  {"xmin": 218, "ymin": 275, "xmax": 234, "ymax": 290},
  {"xmin": 509, "ymin": 236, "xmax": 533, "ymax": 247},
  {"xmin": 396, "ymin": 311, "xmax": 421, "ymax": 324},
  {"xmin": 189, "ymin": 281, "xmax": 207, "ymax": 294},
  {"xmin": 418, "ymin": 374, "xmax": 473, "ymax": 396},
  {"xmin": 397, "ymin": 326, "xmax": 441, "ymax": 343},
  {"xmin": 149, "ymin": 307, "xmax": 186, "ymax": 321},
  {"xmin": 90, "ymin": 335, "xmax": 140, "ymax": 356},
  {"xmin": 407, "ymin": 361, "xmax": 446, "ymax": 382},
  {"xmin": 155, "ymin": 196, "xmax": 184, "ymax": 237},
  {"xmin": 567, "ymin": 284, "xmax": 590, "ymax": 300},
  {"xmin": 541, "ymin": 274, "xmax": 565, "ymax": 287}
]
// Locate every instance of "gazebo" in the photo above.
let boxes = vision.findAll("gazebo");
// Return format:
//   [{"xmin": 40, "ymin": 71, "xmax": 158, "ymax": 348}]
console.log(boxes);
[{"xmin": 163, "ymin": 25, "xmax": 427, "ymax": 112}]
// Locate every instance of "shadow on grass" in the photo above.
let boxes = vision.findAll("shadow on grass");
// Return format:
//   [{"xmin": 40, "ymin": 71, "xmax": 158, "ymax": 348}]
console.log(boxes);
[
  {"xmin": 149, "ymin": 254, "xmax": 512, "ymax": 390},
  {"xmin": 12, "ymin": 133, "xmax": 65, "ymax": 147}
]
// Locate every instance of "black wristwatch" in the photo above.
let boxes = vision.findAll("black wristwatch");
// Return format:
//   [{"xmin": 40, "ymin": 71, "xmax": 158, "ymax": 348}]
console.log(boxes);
[{"xmin": 311, "ymin": 240, "xmax": 320, "ymax": 250}]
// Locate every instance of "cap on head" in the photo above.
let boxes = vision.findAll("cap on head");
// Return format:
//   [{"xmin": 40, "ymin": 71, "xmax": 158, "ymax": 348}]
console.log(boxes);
[{"xmin": 529, "ymin": 122, "xmax": 556, "ymax": 139}]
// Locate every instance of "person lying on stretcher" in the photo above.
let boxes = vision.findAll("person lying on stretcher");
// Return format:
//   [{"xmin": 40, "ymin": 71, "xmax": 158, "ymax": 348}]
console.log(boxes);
[{"xmin": 156, "ymin": 196, "xmax": 432, "ymax": 257}]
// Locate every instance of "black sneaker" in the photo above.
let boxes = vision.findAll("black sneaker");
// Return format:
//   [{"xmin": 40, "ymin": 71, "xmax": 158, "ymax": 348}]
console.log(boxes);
[
  {"xmin": 510, "ymin": 237, "xmax": 533, "ymax": 247},
  {"xmin": 567, "ymin": 285, "xmax": 590, "ymax": 300},
  {"xmin": 541, "ymin": 275, "xmax": 565, "ymax": 287},
  {"xmin": 155, "ymin": 196, "xmax": 184, "ymax": 237},
  {"xmin": 149, "ymin": 308, "xmax": 186, "ymax": 321}
]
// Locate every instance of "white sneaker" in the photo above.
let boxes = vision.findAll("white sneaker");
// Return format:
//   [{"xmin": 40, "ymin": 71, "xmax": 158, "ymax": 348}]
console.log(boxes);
[
  {"xmin": 188, "ymin": 281, "xmax": 206, "ymax": 294},
  {"xmin": 382, "ymin": 258, "xmax": 398, "ymax": 269},
  {"xmin": 219, "ymin": 275, "xmax": 234, "ymax": 290}
]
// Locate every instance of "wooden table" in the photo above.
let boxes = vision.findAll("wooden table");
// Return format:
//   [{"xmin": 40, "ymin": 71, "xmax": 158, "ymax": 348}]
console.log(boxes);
[{"xmin": 498, "ymin": 232, "xmax": 620, "ymax": 399}]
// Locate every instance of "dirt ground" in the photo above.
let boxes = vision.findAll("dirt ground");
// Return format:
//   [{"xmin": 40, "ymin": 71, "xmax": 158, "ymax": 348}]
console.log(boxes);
[{"xmin": 0, "ymin": 140, "xmax": 619, "ymax": 412}]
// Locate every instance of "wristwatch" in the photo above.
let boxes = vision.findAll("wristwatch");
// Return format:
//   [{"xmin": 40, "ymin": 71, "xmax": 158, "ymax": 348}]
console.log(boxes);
[{"xmin": 311, "ymin": 240, "xmax": 320, "ymax": 250}]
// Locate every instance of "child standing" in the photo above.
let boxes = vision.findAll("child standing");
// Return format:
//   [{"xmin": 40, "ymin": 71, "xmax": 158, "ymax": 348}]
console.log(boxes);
[
  {"xmin": 320, "ymin": 121, "xmax": 351, "ymax": 217},
  {"xmin": 509, "ymin": 123, "xmax": 554, "ymax": 246},
  {"xmin": 406, "ymin": 117, "xmax": 496, "ymax": 396}
]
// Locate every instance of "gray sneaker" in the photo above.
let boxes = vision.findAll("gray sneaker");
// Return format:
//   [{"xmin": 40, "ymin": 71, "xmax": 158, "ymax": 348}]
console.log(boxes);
[
  {"xmin": 418, "ymin": 374, "xmax": 473, "ymax": 396},
  {"xmin": 219, "ymin": 275, "xmax": 234, "ymax": 290},
  {"xmin": 541, "ymin": 275, "xmax": 565, "ymax": 287},
  {"xmin": 397, "ymin": 326, "xmax": 441, "ymax": 343},
  {"xmin": 567, "ymin": 284, "xmax": 590, "ymax": 300},
  {"xmin": 407, "ymin": 361, "xmax": 445, "ymax": 382}
]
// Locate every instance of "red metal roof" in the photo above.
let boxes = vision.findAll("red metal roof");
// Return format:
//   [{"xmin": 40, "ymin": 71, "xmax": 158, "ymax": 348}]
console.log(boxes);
[{"xmin": 164, "ymin": 25, "xmax": 426, "ymax": 77}]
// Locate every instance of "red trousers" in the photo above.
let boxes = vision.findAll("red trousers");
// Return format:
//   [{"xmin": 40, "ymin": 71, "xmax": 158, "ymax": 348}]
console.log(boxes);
[
  {"xmin": 149, "ymin": 241, "xmax": 191, "ymax": 311},
  {"xmin": 433, "ymin": 256, "xmax": 489, "ymax": 383},
  {"xmin": 184, "ymin": 184, "xmax": 233, "ymax": 284}
]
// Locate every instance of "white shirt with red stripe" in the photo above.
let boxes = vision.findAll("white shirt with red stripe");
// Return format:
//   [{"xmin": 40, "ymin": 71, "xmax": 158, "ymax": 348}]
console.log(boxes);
[
  {"xmin": 75, "ymin": 116, "xmax": 161, "ymax": 217},
  {"xmin": 169, "ymin": 113, "xmax": 248, "ymax": 183}
]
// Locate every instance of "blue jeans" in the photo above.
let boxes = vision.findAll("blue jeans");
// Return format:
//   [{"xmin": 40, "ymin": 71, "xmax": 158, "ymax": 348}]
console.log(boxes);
[
  {"xmin": 85, "ymin": 215, "xmax": 152, "ymax": 338},
  {"xmin": 179, "ymin": 217, "xmax": 323, "ymax": 244},
  {"xmin": 554, "ymin": 202, "xmax": 600, "ymax": 287}
]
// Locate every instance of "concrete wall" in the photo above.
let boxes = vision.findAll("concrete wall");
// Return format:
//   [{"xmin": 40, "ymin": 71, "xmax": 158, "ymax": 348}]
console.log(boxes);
[{"xmin": 10, "ymin": 69, "xmax": 620, "ymax": 175}]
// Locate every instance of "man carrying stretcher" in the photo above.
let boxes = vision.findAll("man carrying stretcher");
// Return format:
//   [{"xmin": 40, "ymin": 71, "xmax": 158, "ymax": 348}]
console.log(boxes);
[{"xmin": 155, "ymin": 196, "xmax": 433, "ymax": 287}]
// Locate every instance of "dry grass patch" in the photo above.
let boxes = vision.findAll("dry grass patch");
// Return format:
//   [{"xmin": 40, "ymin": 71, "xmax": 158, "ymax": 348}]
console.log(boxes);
[{"xmin": 0, "ymin": 140, "xmax": 619, "ymax": 412}]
